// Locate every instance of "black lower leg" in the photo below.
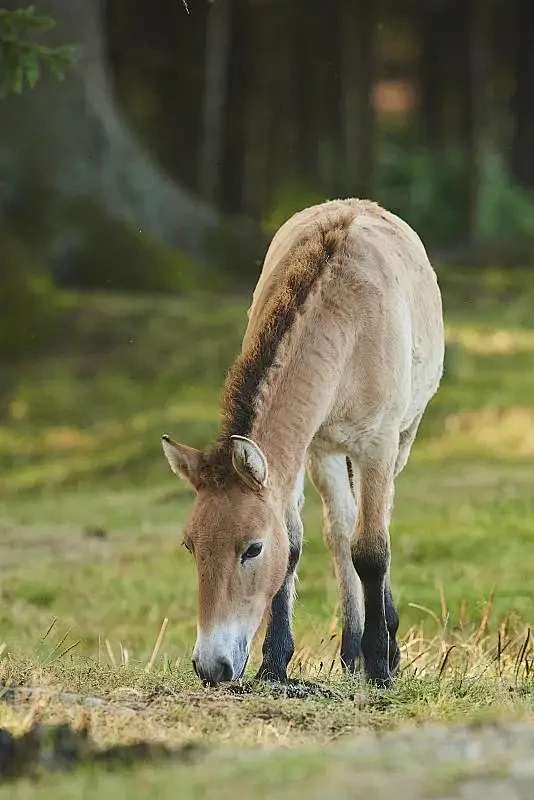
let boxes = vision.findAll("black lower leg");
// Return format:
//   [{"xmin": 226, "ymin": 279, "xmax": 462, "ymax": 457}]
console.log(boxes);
[
  {"xmin": 340, "ymin": 457, "xmax": 363, "ymax": 673},
  {"xmin": 256, "ymin": 517, "xmax": 301, "ymax": 682},
  {"xmin": 256, "ymin": 576, "xmax": 295, "ymax": 682},
  {"xmin": 340, "ymin": 624, "xmax": 363, "ymax": 675},
  {"xmin": 340, "ymin": 593, "xmax": 364, "ymax": 674},
  {"xmin": 385, "ymin": 582, "xmax": 400, "ymax": 675},
  {"xmin": 352, "ymin": 549, "xmax": 391, "ymax": 687}
]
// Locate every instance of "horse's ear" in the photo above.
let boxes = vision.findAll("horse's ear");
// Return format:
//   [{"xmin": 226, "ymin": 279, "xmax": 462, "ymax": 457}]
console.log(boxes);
[
  {"xmin": 161, "ymin": 435, "xmax": 202, "ymax": 490},
  {"xmin": 230, "ymin": 435, "xmax": 268, "ymax": 489}
]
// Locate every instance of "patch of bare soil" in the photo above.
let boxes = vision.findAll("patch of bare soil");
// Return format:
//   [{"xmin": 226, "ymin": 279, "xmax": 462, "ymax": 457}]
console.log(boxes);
[
  {"xmin": 1, "ymin": 706, "xmax": 534, "ymax": 799},
  {"xmin": 0, "ymin": 721, "xmax": 206, "ymax": 779}
]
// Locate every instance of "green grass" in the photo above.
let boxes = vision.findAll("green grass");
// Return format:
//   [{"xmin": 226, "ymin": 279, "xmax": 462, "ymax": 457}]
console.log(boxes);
[{"xmin": 0, "ymin": 269, "xmax": 533, "ymax": 794}]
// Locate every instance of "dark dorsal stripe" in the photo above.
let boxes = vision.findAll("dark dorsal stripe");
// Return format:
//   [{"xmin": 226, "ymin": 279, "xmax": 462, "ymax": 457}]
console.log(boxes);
[
  {"xmin": 222, "ymin": 222, "xmax": 351, "ymax": 442},
  {"xmin": 200, "ymin": 213, "xmax": 353, "ymax": 486}
]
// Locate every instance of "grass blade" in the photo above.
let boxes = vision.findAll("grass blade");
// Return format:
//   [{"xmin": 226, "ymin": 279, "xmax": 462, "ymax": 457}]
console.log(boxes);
[{"xmin": 145, "ymin": 618, "xmax": 169, "ymax": 673}]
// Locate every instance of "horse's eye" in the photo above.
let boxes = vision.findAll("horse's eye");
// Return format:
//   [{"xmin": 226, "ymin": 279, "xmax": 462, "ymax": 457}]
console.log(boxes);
[
  {"xmin": 182, "ymin": 540, "xmax": 193, "ymax": 554},
  {"xmin": 241, "ymin": 542, "xmax": 263, "ymax": 563}
]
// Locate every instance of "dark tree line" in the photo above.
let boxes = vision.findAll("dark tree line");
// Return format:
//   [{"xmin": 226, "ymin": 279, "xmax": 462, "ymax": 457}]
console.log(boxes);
[
  {"xmin": 2, "ymin": 0, "xmax": 533, "ymax": 288},
  {"xmin": 1, "ymin": 0, "xmax": 533, "ymax": 363},
  {"xmin": 107, "ymin": 0, "xmax": 534, "ymax": 246}
]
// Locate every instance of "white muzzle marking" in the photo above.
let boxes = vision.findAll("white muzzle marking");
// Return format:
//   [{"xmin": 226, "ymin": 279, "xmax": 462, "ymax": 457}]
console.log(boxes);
[{"xmin": 192, "ymin": 621, "xmax": 252, "ymax": 685}]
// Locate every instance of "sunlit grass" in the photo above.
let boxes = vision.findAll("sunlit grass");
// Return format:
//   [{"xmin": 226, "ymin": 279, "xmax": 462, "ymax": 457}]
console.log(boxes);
[
  {"xmin": 421, "ymin": 406, "xmax": 534, "ymax": 459},
  {"xmin": 0, "ymin": 604, "xmax": 531, "ymax": 748},
  {"xmin": 0, "ymin": 278, "xmax": 533, "ymax": 791},
  {"xmin": 446, "ymin": 323, "xmax": 534, "ymax": 355}
]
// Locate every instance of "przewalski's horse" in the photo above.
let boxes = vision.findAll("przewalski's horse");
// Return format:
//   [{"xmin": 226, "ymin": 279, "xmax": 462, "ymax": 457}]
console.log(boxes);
[{"xmin": 162, "ymin": 199, "xmax": 444, "ymax": 688}]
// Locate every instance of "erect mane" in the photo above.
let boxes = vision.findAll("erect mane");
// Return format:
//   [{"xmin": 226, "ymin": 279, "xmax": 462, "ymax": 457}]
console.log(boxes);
[{"xmin": 200, "ymin": 208, "xmax": 354, "ymax": 487}]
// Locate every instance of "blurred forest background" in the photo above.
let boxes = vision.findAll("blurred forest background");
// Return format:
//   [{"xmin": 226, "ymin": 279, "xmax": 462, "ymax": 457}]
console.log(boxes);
[
  {"xmin": 2, "ymin": 0, "xmax": 534, "ymax": 364},
  {"xmin": 1, "ymin": 1, "xmax": 534, "ymax": 669}
]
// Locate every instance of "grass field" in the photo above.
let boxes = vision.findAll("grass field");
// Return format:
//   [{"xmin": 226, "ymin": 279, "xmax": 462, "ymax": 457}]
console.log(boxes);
[{"xmin": 0, "ymin": 267, "xmax": 533, "ymax": 795}]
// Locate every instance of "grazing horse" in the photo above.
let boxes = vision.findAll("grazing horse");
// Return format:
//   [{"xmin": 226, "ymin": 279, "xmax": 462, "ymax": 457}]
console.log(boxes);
[{"xmin": 162, "ymin": 199, "xmax": 444, "ymax": 688}]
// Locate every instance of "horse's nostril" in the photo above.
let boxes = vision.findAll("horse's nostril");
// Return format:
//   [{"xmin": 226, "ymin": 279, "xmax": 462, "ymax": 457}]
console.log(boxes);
[
  {"xmin": 218, "ymin": 658, "xmax": 233, "ymax": 683},
  {"xmin": 194, "ymin": 657, "xmax": 234, "ymax": 685}
]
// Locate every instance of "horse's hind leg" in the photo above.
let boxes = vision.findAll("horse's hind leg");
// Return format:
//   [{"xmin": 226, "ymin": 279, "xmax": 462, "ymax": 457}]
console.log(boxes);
[
  {"xmin": 351, "ymin": 440, "xmax": 398, "ymax": 687},
  {"xmin": 385, "ymin": 415, "xmax": 424, "ymax": 675}
]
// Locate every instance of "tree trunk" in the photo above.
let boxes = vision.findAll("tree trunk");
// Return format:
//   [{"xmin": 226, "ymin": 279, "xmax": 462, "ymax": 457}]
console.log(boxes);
[
  {"xmin": 465, "ymin": 0, "xmax": 491, "ymax": 240},
  {"xmin": 418, "ymin": 3, "xmax": 446, "ymax": 147},
  {"xmin": 321, "ymin": 0, "xmax": 344, "ymax": 191},
  {"xmin": 197, "ymin": 0, "xmax": 232, "ymax": 204},
  {"xmin": 450, "ymin": 4, "xmax": 470, "ymax": 150},
  {"xmin": 510, "ymin": 0, "xmax": 534, "ymax": 189},
  {"xmin": 219, "ymin": 0, "xmax": 248, "ymax": 214},
  {"xmin": 450, "ymin": 0, "xmax": 490, "ymax": 241},
  {"xmin": 340, "ymin": 0, "xmax": 376, "ymax": 198},
  {"xmin": 241, "ymin": 0, "xmax": 276, "ymax": 217},
  {"xmin": 292, "ymin": 0, "xmax": 320, "ymax": 185},
  {"xmin": 0, "ymin": 0, "xmax": 217, "ymax": 262}
]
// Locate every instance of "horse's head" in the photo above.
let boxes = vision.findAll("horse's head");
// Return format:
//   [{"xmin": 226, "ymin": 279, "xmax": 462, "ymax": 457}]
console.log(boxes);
[{"xmin": 162, "ymin": 434, "xmax": 288, "ymax": 685}]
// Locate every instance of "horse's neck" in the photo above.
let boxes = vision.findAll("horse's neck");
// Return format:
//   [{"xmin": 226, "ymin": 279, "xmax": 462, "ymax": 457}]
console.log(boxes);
[{"xmin": 250, "ymin": 318, "xmax": 341, "ymax": 494}]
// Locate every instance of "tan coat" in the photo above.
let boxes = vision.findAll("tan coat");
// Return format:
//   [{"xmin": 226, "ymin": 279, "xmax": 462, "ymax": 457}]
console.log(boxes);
[
  {"xmin": 243, "ymin": 198, "xmax": 443, "ymax": 484},
  {"xmin": 162, "ymin": 198, "xmax": 444, "ymax": 687}
]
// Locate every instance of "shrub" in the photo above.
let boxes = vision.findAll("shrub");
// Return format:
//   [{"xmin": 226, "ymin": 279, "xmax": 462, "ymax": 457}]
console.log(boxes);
[
  {"xmin": 0, "ymin": 5, "xmax": 76, "ymax": 97},
  {"xmin": 57, "ymin": 198, "xmax": 212, "ymax": 294},
  {"xmin": 0, "ymin": 228, "xmax": 59, "ymax": 361}
]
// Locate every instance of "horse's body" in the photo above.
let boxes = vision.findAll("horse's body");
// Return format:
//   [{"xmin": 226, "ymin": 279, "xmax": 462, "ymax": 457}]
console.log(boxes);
[{"xmin": 163, "ymin": 198, "xmax": 444, "ymax": 687}]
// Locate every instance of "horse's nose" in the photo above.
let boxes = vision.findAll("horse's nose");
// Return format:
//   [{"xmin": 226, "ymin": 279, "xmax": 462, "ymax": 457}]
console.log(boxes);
[
  {"xmin": 216, "ymin": 658, "xmax": 233, "ymax": 683},
  {"xmin": 195, "ymin": 657, "xmax": 233, "ymax": 686}
]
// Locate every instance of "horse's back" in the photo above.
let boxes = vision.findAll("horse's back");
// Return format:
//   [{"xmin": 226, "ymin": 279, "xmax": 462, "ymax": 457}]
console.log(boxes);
[
  {"xmin": 244, "ymin": 199, "xmax": 444, "ymax": 428},
  {"xmin": 346, "ymin": 201, "xmax": 445, "ymax": 419},
  {"xmin": 243, "ymin": 200, "xmax": 357, "ymax": 349}
]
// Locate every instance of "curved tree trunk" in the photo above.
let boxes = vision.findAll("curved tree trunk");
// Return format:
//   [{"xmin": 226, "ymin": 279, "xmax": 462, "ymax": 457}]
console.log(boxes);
[
  {"xmin": 0, "ymin": 0, "xmax": 218, "ymax": 261},
  {"xmin": 510, "ymin": 0, "xmax": 534, "ymax": 189}
]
